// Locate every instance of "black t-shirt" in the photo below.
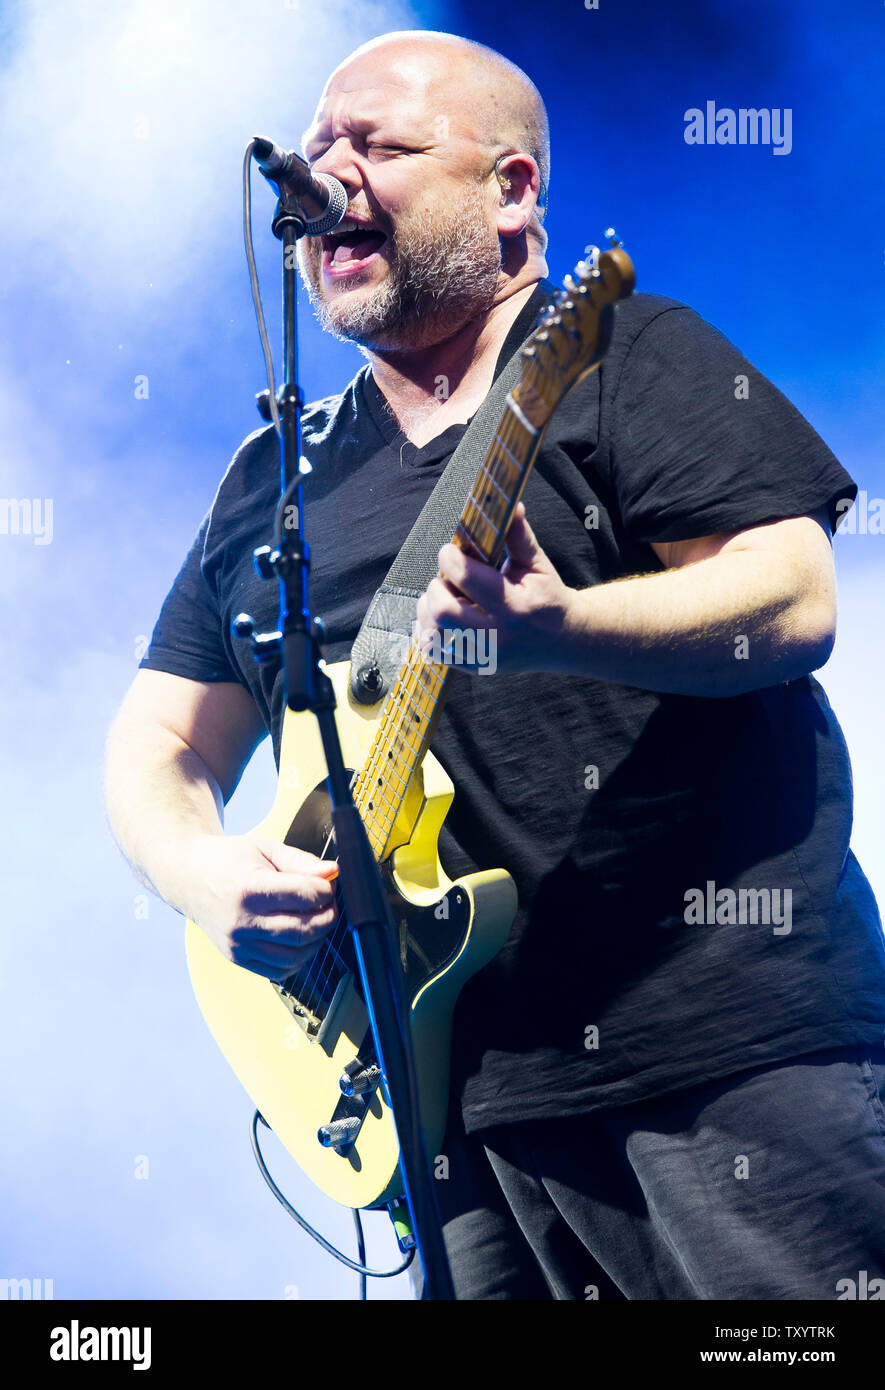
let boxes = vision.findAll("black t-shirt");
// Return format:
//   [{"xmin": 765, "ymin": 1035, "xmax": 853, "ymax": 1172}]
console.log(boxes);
[{"xmin": 141, "ymin": 281, "xmax": 885, "ymax": 1134}]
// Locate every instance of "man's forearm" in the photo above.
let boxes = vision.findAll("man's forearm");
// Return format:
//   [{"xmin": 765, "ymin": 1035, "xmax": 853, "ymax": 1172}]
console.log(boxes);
[
  {"xmin": 104, "ymin": 720, "xmax": 225, "ymax": 916},
  {"xmin": 556, "ymin": 547, "xmax": 835, "ymax": 696}
]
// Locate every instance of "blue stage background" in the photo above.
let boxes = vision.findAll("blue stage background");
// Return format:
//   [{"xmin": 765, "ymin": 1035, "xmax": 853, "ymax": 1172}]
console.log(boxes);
[{"xmin": 1, "ymin": 0, "xmax": 882, "ymax": 1300}]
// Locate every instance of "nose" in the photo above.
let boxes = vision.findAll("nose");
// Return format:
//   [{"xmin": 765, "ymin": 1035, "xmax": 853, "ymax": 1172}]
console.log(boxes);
[{"xmin": 311, "ymin": 138, "xmax": 362, "ymax": 198}]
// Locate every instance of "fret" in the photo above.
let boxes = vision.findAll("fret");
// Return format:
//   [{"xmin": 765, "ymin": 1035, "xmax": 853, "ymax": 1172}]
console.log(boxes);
[
  {"xmin": 408, "ymin": 693, "xmax": 436, "ymax": 726},
  {"xmin": 454, "ymin": 517, "xmax": 487, "ymax": 557},
  {"xmin": 463, "ymin": 511, "xmax": 495, "ymax": 551},
  {"xmin": 491, "ymin": 433, "xmax": 524, "ymax": 473},
  {"xmin": 377, "ymin": 760, "xmax": 408, "ymax": 795},
  {"xmin": 356, "ymin": 777, "xmax": 393, "ymax": 817},
  {"xmin": 397, "ymin": 664, "xmax": 430, "ymax": 711},
  {"xmin": 467, "ymin": 491, "xmax": 503, "ymax": 536},
  {"xmin": 505, "ymin": 392, "xmax": 539, "ymax": 436},
  {"xmin": 363, "ymin": 778, "xmax": 397, "ymax": 819},
  {"xmin": 477, "ymin": 462, "xmax": 511, "ymax": 504},
  {"xmin": 386, "ymin": 728, "xmax": 418, "ymax": 760}
]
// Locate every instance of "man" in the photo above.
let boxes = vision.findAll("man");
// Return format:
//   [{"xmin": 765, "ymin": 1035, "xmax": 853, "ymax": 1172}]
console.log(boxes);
[{"xmin": 105, "ymin": 30, "xmax": 885, "ymax": 1300}]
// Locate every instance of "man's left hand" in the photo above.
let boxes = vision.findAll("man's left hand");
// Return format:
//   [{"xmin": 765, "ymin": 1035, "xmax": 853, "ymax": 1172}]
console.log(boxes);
[{"xmin": 415, "ymin": 503, "xmax": 575, "ymax": 675}]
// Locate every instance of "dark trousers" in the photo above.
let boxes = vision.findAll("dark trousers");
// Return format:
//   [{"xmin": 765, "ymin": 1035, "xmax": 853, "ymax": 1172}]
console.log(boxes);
[{"xmin": 411, "ymin": 1044, "xmax": 885, "ymax": 1300}]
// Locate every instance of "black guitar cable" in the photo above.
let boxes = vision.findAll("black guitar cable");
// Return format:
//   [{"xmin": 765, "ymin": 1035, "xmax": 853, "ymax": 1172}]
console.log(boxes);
[{"xmin": 250, "ymin": 1111, "xmax": 415, "ymax": 1300}]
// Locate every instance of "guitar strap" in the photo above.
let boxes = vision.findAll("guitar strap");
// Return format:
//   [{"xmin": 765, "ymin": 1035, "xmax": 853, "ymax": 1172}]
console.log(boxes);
[{"xmin": 348, "ymin": 279, "xmax": 554, "ymax": 704}]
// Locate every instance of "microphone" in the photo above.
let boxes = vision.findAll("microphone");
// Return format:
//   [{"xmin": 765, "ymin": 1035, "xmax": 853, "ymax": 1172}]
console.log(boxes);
[{"xmin": 251, "ymin": 136, "xmax": 348, "ymax": 236}]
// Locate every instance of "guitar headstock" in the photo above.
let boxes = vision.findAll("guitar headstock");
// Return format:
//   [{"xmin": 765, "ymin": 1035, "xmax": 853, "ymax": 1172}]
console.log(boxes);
[{"xmin": 516, "ymin": 230, "xmax": 635, "ymax": 429}]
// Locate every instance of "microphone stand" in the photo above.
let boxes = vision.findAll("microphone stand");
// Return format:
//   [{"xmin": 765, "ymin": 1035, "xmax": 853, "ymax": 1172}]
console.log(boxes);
[{"xmin": 239, "ymin": 175, "xmax": 455, "ymax": 1302}]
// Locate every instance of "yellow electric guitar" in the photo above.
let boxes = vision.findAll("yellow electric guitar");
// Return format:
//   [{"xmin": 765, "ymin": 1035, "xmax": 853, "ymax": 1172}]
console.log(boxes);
[{"xmin": 185, "ymin": 239, "xmax": 636, "ymax": 1210}]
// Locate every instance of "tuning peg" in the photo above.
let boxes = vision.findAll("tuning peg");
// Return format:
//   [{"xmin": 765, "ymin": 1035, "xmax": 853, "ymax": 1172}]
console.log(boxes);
[{"xmin": 605, "ymin": 226, "xmax": 622, "ymax": 246}]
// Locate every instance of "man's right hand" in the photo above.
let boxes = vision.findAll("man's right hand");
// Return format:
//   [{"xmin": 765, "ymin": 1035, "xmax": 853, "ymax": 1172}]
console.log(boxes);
[{"xmin": 184, "ymin": 834, "xmax": 341, "ymax": 981}]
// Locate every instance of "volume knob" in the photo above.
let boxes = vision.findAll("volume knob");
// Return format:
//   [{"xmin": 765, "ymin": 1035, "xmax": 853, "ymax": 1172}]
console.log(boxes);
[
  {"xmin": 317, "ymin": 1118, "xmax": 361, "ymax": 1151},
  {"xmin": 339, "ymin": 1065, "xmax": 381, "ymax": 1097}
]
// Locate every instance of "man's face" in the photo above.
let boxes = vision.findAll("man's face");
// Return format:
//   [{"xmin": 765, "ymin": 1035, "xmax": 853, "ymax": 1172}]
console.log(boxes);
[{"xmin": 297, "ymin": 50, "xmax": 504, "ymax": 351}]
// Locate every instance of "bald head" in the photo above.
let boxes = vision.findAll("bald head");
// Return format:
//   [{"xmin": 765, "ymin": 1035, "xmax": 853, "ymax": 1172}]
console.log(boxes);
[
  {"xmin": 314, "ymin": 30, "xmax": 550, "ymax": 195},
  {"xmin": 297, "ymin": 30, "xmax": 550, "ymax": 354}
]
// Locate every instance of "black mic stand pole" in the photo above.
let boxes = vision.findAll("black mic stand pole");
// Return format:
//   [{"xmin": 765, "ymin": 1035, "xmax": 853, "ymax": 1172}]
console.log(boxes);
[{"xmin": 240, "ymin": 177, "xmax": 455, "ymax": 1302}]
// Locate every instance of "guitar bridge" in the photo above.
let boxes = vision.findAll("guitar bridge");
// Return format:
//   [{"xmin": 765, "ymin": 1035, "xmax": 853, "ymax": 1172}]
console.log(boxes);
[
  {"xmin": 271, "ymin": 969, "xmax": 358, "ymax": 1051},
  {"xmin": 271, "ymin": 983, "xmax": 321, "ymax": 1037}
]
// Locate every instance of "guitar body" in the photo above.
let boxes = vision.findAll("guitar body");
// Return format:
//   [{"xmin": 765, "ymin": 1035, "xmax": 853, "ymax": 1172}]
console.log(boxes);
[{"xmin": 185, "ymin": 658, "xmax": 518, "ymax": 1209}]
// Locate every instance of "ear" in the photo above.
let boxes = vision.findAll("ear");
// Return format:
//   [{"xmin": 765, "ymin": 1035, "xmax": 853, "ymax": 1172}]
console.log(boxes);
[{"xmin": 493, "ymin": 153, "xmax": 541, "ymax": 238}]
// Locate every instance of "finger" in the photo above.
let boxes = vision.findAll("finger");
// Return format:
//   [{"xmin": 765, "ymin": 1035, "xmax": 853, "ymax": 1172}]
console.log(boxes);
[
  {"xmin": 234, "ymin": 904, "xmax": 340, "ymax": 944},
  {"xmin": 238, "ymin": 945, "xmax": 325, "ymax": 981},
  {"xmin": 419, "ymin": 575, "xmax": 490, "ymax": 631},
  {"xmin": 242, "ymin": 876, "xmax": 339, "ymax": 915},
  {"xmin": 501, "ymin": 505, "xmax": 547, "ymax": 572},
  {"xmin": 239, "ymin": 935, "xmax": 328, "ymax": 964},
  {"xmin": 255, "ymin": 839, "xmax": 340, "ymax": 878},
  {"xmin": 438, "ymin": 542, "xmax": 507, "ymax": 611}
]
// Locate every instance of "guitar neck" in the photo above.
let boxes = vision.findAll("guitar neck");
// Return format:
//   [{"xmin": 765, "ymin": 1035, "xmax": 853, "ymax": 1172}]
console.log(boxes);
[
  {"xmin": 351, "ymin": 241, "xmax": 636, "ymax": 861},
  {"xmin": 353, "ymin": 383, "xmax": 544, "ymax": 861}
]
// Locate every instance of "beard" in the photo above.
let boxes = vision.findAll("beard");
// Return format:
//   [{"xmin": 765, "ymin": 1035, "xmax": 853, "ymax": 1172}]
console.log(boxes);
[{"xmin": 297, "ymin": 184, "xmax": 503, "ymax": 351}]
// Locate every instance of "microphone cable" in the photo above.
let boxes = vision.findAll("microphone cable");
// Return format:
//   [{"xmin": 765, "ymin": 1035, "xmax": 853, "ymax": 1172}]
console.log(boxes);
[{"xmin": 242, "ymin": 139, "xmax": 282, "ymax": 438}]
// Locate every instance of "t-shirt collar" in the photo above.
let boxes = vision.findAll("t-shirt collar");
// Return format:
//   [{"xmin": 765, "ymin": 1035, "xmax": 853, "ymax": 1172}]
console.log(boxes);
[{"xmin": 360, "ymin": 278, "xmax": 558, "ymax": 460}]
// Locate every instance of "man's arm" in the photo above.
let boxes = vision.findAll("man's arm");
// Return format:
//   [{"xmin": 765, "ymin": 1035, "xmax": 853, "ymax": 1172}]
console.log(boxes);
[
  {"xmin": 105, "ymin": 670, "xmax": 263, "ymax": 898},
  {"xmin": 417, "ymin": 505, "xmax": 837, "ymax": 697},
  {"xmin": 104, "ymin": 670, "xmax": 339, "ymax": 978}
]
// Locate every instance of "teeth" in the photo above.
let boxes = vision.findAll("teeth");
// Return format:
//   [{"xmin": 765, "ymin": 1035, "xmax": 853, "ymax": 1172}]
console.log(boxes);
[{"xmin": 332, "ymin": 219, "xmax": 378, "ymax": 237}]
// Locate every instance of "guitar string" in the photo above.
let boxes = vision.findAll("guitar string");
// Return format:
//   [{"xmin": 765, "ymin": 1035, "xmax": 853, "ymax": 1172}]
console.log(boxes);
[
  {"xmin": 289, "ymin": 379, "xmax": 543, "ymax": 1019},
  {"xmin": 292, "ymin": 397, "xmax": 538, "ymax": 1019}
]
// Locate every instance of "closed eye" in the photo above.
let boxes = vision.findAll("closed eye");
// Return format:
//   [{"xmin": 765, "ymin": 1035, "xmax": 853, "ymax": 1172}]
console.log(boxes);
[{"xmin": 305, "ymin": 140, "xmax": 416, "ymax": 166}]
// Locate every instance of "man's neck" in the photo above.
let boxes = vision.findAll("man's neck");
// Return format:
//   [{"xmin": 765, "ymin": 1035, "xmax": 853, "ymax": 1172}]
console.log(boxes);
[{"xmin": 366, "ymin": 276, "xmax": 542, "ymax": 448}]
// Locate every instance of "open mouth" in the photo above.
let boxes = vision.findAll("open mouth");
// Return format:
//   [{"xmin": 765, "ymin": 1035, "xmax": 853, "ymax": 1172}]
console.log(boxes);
[{"xmin": 321, "ymin": 219, "xmax": 388, "ymax": 276}]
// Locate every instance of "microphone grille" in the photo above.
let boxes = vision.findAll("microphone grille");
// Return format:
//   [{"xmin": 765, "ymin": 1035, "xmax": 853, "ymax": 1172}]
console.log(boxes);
[{"xmin": 304, "ymin": 175, "xmax": 348, "ymax": 237}]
